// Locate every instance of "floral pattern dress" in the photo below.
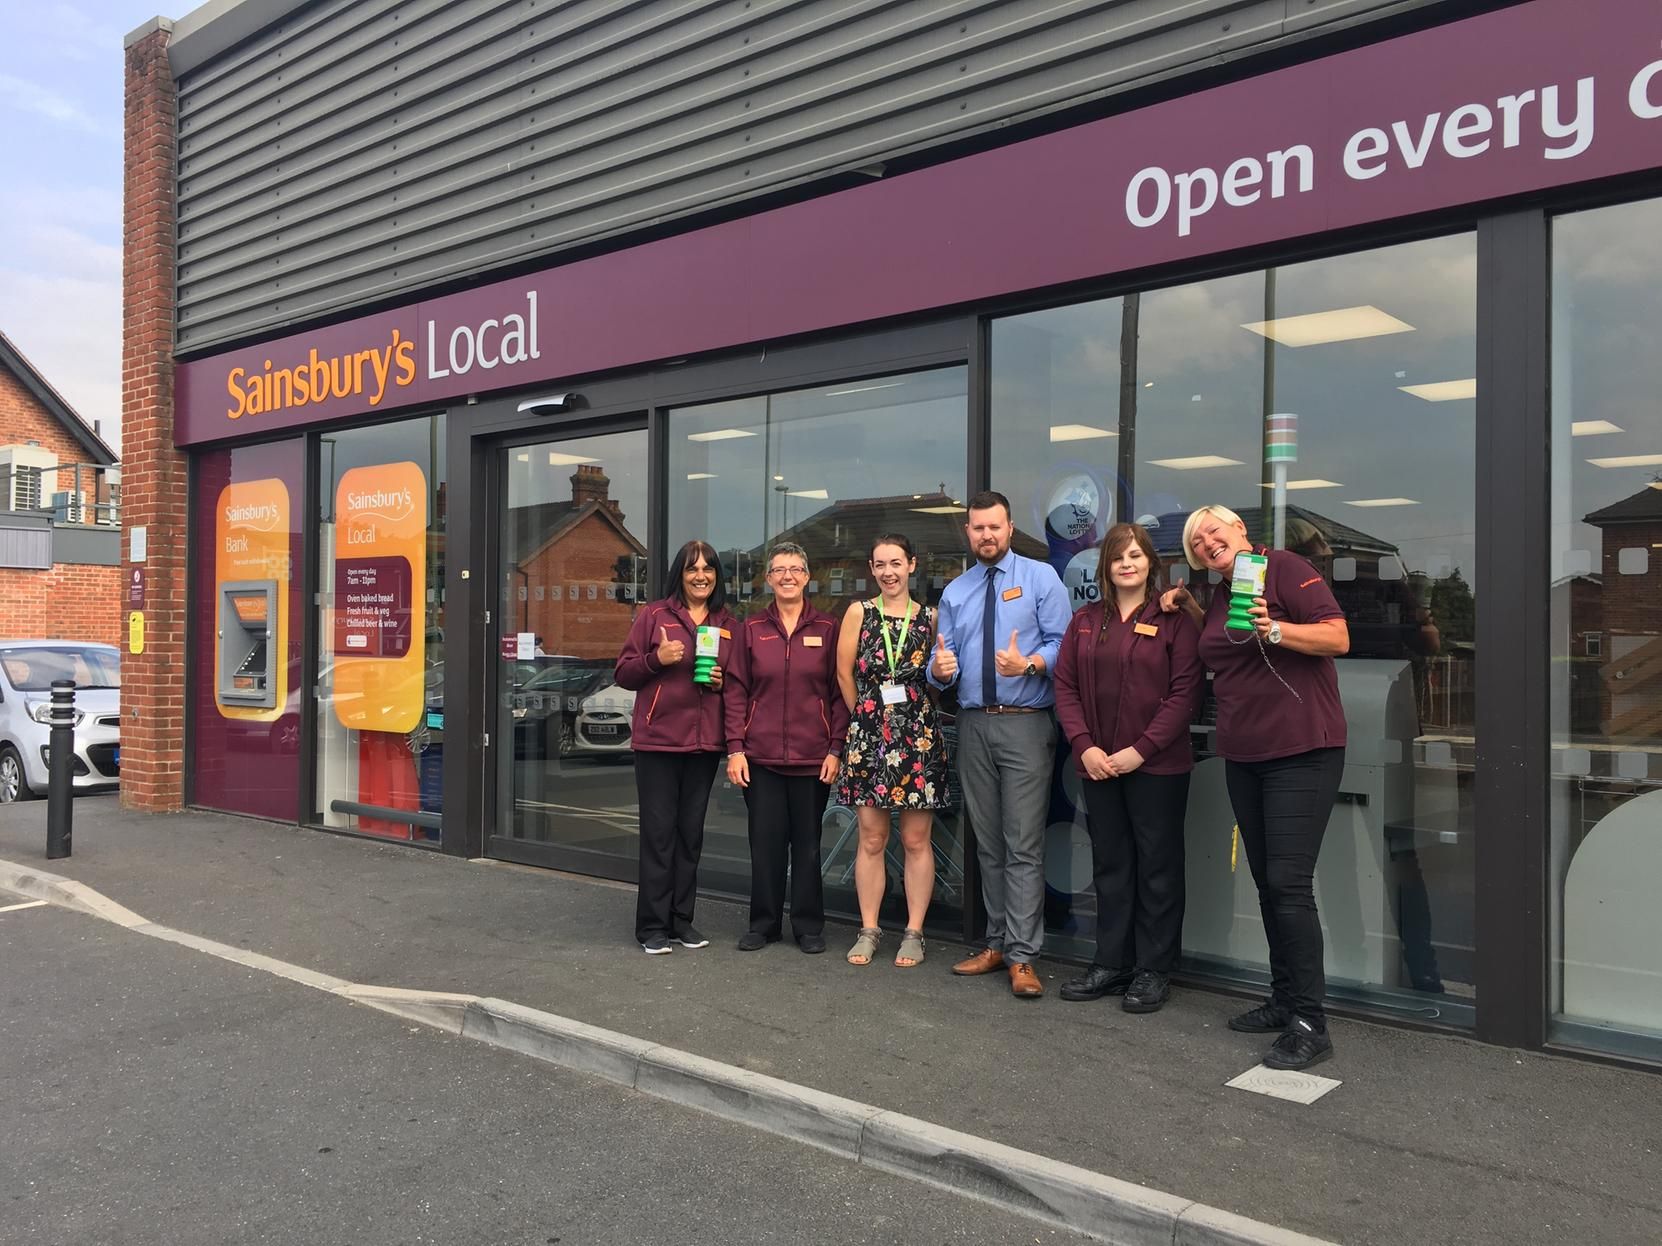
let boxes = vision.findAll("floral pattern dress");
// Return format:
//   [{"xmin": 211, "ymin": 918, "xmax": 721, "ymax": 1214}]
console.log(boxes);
[{"xmin": 836, "ymin": 600, "xmax": 949, "ymax": 810}]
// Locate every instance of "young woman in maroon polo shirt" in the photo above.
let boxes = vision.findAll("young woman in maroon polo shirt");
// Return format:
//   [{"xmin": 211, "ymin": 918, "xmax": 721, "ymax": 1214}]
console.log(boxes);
[
  {"xmin": 614, "ymin": 540, "xmax": 736, "ymax": 955},
  {"xmin": 1053, "ymin": 523, "xmax": 1202, "ymax": 1013},
  {"xmin": 724, "ymin": 541, "xmax": 849, "ymax": 954},
  {"xmin": 1163, "ymin": 504, "xmax": 1350, "ymax": 1070}
]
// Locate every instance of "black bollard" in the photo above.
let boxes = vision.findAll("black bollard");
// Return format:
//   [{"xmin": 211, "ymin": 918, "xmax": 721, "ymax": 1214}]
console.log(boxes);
[{"xmin": 46, "ymin": 679, "xmax": 74, "ymax": 859}]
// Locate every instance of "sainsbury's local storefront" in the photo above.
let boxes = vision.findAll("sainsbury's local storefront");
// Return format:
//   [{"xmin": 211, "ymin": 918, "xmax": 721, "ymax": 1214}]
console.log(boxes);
[{"xmin": 122, "ymin": 0, "xmax": 1662, "ymax": 1065}]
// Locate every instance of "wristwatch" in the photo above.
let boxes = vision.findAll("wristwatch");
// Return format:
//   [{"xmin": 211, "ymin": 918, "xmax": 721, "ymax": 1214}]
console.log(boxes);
[
  {"xmin": 1266, "ymin": 622, "xmax": 1283, "ymax": 646},
  {"xmin": 1023, "ymin": 660, "xmax": 1038, "ymax": 677}
]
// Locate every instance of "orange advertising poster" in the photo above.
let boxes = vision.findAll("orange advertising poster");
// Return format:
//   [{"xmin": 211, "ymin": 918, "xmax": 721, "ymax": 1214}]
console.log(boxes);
[
  {"xmin": 331, "ymin": 462, "xmax": 427, "ymax": 734},
  {"xmin": 215, "ymin": 478, "xmax": 290, "ymax": 721}
]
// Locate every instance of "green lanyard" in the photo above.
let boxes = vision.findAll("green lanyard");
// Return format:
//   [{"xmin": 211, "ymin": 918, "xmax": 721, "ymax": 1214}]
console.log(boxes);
[{"xmin": 879, "ymin": 600, "xmax": 916, "ymax": 678}]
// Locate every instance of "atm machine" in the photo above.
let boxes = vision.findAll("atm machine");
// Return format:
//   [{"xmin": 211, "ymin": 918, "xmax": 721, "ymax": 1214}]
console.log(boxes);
[
  {"xmin": 1182, "ymin": 659, "xmax": 1423, "ymax": 992},
  {"xmin": 218, "ymin": 580, "xmax": 278, "ymax": 709}
]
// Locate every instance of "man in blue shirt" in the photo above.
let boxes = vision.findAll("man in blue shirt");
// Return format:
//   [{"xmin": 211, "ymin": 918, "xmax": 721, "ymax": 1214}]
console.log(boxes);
[{"xmin": 930, "ymin": 490, "xmax": 1071, "ymax": 996}]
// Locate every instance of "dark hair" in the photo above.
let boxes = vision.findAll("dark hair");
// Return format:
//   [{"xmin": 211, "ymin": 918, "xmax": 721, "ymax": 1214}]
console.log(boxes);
[
  {"xmin": 965, "ymin": 490, "xmax": 1011, "ymax": 520},
  {"xmin": 869, "ymin": 532, "xmax": 915, "ymax": 562},
  {"xmin": 666, "ymin": 540, "xmax": 727, "ymax": 612},
  {"xmin": 1094, "ymin": 522, "xmax": 1163, "ymax": 613}
]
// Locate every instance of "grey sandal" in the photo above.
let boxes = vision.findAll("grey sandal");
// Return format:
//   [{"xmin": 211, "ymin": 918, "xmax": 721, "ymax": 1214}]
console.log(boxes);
[
  {"xmin": 894, "ymin": 929, "xmax": 926, "ymax": 968},
  {"xmin": 847, "ymin": 928, "xmax": 882, "ymax": 965}
]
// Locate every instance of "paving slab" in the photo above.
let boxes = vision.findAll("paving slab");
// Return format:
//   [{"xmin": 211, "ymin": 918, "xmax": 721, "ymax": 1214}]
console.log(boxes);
[{"xmin": 2, "ymin": 799, "xmax": 1659, "ymax": 1245}]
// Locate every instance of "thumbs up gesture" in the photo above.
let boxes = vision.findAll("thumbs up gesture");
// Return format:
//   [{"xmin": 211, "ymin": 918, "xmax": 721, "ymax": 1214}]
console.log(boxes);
[
  {"xmin": 994, "ymin": 628, "xmax": 1029, "ymax": 678},
  {"xmin": 655, "ymin": 625, "xmax": 685, "ymax": 666},
  {"xmin": 931, "ymin": 629, "xmax": 958, "ymax": 682}
]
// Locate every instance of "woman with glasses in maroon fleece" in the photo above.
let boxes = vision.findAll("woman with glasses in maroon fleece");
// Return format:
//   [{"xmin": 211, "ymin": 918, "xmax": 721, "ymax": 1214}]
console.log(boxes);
[
  {"xmin": 1053, "ymin": 522, "xmax": 1202, "ymax": 1014},
  {"xmin": 614, "ymin": 540, "xmax": 735, "ymax": 956},
  {"xmin": 724, "ymin": 541, "xmax": 848, "ymax": 954}
]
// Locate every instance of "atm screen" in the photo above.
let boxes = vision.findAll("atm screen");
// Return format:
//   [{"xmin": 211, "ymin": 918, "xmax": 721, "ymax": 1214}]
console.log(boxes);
[{"xmin": 230, "ymin": 593, "xmax": 269, "ymax": 626}]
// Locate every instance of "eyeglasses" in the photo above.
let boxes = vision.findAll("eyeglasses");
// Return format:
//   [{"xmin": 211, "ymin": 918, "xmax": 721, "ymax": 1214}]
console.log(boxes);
[{"xmin": 767, "ymin": 566, "xmax": 808, "ymax": 579}]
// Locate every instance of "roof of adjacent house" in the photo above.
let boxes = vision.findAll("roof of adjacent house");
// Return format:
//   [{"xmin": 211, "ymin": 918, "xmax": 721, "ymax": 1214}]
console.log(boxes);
[
  {"xmin": 1583, "ymin": 483, "xmax": 1662, "ymax": 526},
  {"xmin": 0, "ymin": 331, "xmax": 118, "ymax": 466}
]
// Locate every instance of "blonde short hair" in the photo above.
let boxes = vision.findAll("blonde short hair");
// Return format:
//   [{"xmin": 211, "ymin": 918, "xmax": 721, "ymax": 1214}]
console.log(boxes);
[{"xmin": 1181, "ymin": 504, "xmax": 1246, "ymax": 571}]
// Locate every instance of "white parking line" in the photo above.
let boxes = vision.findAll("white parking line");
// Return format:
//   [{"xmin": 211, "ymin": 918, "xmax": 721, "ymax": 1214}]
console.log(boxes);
[{"xmin": 0, "ymin": 899, "xmax": 49, "ymax": 914}]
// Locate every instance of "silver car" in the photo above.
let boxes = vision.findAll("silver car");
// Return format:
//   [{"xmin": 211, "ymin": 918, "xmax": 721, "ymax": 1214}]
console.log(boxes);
[{"xmin": 0, "ymin": 641, "xmax": 121, "ymax": 802}]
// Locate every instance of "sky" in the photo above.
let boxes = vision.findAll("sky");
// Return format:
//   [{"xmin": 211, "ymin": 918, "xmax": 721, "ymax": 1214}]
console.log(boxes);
[{"xmin": 1, "ymin": 1, "xmax": 185, "ymax": 455}]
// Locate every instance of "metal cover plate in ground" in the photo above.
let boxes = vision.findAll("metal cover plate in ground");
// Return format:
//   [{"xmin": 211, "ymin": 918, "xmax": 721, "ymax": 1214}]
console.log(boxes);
[{"xmin": 1225, "ymin": 1064, "xmax": 1342, "ymax": 1104}]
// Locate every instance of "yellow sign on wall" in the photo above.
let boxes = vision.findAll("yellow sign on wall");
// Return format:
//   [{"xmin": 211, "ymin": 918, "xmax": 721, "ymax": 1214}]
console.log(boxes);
[
  {"xmin": 128, "ymin": 611, "xmax": 144, "ymax": 655},
  {"xmin": 330, "ymin": 461, "xmax": 426, "ymax": 734}
]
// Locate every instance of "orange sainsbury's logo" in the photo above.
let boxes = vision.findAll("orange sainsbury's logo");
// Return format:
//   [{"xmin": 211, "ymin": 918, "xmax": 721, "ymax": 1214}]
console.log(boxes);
[{"xmin": 226, "ymin": 329, "xmax": 416, "ymax": 420}]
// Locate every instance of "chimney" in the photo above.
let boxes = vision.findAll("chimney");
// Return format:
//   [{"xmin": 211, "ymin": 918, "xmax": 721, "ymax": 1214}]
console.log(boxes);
[{"xmin": 570, "ymin": 463, "xmax": 614, "ymax": 510}]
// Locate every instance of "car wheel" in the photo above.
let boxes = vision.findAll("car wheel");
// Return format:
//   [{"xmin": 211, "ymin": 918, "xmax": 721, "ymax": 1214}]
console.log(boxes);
[
  {"xmin": 558, "ymin": 719, "xmax": 575, "ymax": 756},
  {"xmin": 0, "ymin": 745, "xmax": 34, "ymax": 803}
]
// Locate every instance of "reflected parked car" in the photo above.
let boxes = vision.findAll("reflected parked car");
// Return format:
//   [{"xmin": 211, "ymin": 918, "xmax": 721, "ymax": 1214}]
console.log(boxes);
[
  {"xmin": 0, "ymin": 641, "xmax": 121, "ymax": 802},
  {"xmin": 572, "ymin": 682, "xmax": 635, "ymax": 755},
  {"xmin": 509, "ymin": 657, "xmax": 613, "ymax": 757}
]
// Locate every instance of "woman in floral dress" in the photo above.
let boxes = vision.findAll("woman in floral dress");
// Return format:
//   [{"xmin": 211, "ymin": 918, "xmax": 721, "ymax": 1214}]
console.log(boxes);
[{"xmin": 835, "ymin": 533, "xmax": 949, "ymax": 967}]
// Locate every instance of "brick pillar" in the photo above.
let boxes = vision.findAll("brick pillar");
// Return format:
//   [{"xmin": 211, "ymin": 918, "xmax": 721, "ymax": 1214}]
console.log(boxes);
[{"xmin": 121, "ymin": 18, "xmax": 185, "ymax": 812}]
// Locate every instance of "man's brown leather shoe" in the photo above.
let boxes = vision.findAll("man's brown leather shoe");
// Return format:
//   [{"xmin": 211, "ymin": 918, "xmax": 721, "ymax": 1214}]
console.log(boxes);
[
  {"xmin": 1009, "ymin": 962, "xmax": 1044, "ymax": 998},
  {"xmin": 952, "ymin": 948, "xmax": 1005, "ymax": 976}
]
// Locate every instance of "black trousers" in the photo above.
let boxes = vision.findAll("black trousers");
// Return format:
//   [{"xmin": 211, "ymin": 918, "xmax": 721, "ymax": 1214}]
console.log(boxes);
[
  {"xmin": 634, "ymin": 751, "xmax": 721, "ymax": 943},
  {"xmin": 1225, "ymin": 747, "xmax": 1346, "ymax": 1025},
  {"xmin": 1080, "ymin": 769, "xmax": 1190, "ymax": 974},
  {"xmin": 743, "ymin": 764, "xmax": 829, "ymax": 940}
]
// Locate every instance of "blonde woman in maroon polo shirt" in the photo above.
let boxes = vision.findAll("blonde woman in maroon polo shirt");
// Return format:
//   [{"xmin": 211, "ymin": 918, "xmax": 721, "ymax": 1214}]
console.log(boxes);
[
  {"xmin": 1162, "ymin": 504, "xmax": 1349, "ymax": 1071},
  {"xmin": 1054, "ymin": 523, "xmax": 1202, "ymax": 1014}
]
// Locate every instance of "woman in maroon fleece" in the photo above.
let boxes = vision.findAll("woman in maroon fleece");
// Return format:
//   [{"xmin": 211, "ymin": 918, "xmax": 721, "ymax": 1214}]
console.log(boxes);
[
  {"xmin": 1053, "ymin": 522, "xmax": 1202, "ymax": 1013},
  {"xmin": 614, "ymin": 540, "xmax": 735, "ymax": 956},
  {"xmin": 724, "ymin": 541, "xmax": 849, "ymax": 954}
]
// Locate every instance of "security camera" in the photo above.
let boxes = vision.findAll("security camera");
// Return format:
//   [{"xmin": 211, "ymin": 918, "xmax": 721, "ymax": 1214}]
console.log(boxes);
[{"xmin": 516, "ymin": 393, "xmax": 577, "ymax": 415}]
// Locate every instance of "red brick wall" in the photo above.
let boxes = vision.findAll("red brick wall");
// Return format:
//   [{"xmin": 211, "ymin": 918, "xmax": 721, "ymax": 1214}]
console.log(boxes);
[
  {"xmin": 121, "ymin": 22, "xmax": 186, "ymax": 812},
  {"xmin": 514, "ymin": 512, "xmax": 638, "ymax": 661},
  {"xmin": 0, "ymin": 565, "xmax": 122, "ymax": 646},
  {"xmin": 0, "ymin": 367, "xmax": 95, "ymax": 467}
]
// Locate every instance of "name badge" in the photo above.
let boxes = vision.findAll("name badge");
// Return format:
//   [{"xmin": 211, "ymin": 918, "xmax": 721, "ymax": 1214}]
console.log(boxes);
[
  {"xmin": 1134, "ymin": 622, "xmax": 1159, "ymax": 637},
  {"xmin": 719, "ymin": 628, "xmax": 731, "ymax": 639},
  {"xmin": 1001, "ymin": 586, "xmax": 1023, "ymax": 602},
  {"xmin": 802, "ymin": 635, "xmax": 823, "ymax": 647},
  {"xmin": 880, "ymin": 683, "xmax": 906, "ymax": 706}
]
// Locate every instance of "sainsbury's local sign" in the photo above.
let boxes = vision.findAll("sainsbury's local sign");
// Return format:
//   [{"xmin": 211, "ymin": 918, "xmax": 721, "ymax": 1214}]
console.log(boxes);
[{"xmin": 175, "ymin": 0, "xmax": 1662, "ymax": 447}]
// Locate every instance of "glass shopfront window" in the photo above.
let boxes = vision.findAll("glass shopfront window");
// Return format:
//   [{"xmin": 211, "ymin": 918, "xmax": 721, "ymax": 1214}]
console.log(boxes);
[
  {"xmin": 1550, "ymin": 198, "xmax": 1662, "ymax": 1058},
  {"xmin": 495, "ymin": 426, "xmax": 650, "ymax": 863},
  {"xmin": 991, "ymin": 232, "xmax": 1478, "ymax": 1020},
  {"xmin": 190, "ymin": 438, "xmax": 305, "ymax": 819},
  {"xmin": 666, "ymin": 367, "xmax": 970, "ymax": 925},
  {"xmin": 313, "ymin": 415, "xmax": 447, "ymax": 842}
]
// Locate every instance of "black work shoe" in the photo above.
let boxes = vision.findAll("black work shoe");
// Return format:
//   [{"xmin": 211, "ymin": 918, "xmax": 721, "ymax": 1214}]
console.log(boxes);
[
  {"xmin": 797, "ymin": 933, "xmax": 827, "ymax": 955},
  {"xmin": 641, "ymin": 936, "xmax": 673, "ymax": 956},
  {"xmin": 673, "ymin": 927, "xmax": 710, "ymax": 949},
  {"xmin": 1059, "ymin": 965, "xmax": 1134, "ymax": 1001},
  {"xmin": 1264, "ymin": 1017, "xmax": 1333, "ymax": 1070},
  {"xmin": 1228, "ymin": 1000, "xmax": 1293, "ymax": 1033},
  {"xmin": 1121, "ymin": 969, "xmax": 1170, "ymax": 1014},
  {"xmin": 736, "ymin": 931, "xmax": 772, "ymax": 952}
]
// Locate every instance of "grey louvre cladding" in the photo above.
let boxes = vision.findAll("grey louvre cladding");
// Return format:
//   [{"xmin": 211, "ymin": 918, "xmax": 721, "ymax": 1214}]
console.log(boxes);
[
  {"xmin": 174, "ymin": 0, "xmax": 1445, "ymax": 354},
  {"xmin": 0, "ymin": 517, "xmax": 51, "ymax": 571}
]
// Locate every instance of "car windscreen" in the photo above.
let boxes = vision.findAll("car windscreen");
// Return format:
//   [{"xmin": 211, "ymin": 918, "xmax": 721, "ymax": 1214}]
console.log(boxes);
[{"xmin": 0, "ymin": 647, "xmax": 122, "ymax": 691}]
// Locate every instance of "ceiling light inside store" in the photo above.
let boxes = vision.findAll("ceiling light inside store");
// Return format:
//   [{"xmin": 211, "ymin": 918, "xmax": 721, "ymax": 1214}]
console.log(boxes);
[
  {"xmin": 1242, "ymin": 305, "xmax": 1415, "ymax": 347},
  {"xmin": 685, "ymin": 473, "xmax": 717, "ymax": 481},
  {"xmin": 1345, "ymin": 497, "xmax": 1420, "ymax": 507},
  {"xmin": 1587, "ymin": 454, "xmax": 1662, "ymax": 468},
  {"xmin": 547, "ymin": 451, "xmax": 598, "ymax": 466},
  {"xmin": 1398, "ymin": 378, "xmax": 1476, "ymax": 402},
  {"xmin": 1148, "ymin": 455, "xmax": 1243, "ymax": 470},
  {"xmin": 912, "ymin": 504, "xmax": 967, "ymax": 514},
  {"xmin": 1261, "ymin": 478, "xmax": 1342, "ymax": 490},
  {"xmin": 687, "ymin": 428, "xmax": 757, "ymax": 442},
  {"xmin": 1571, "ymin": 420, "xmax": 1624, "ymax": 436},
  {"xmin": 824, "ymin": 381, "xmax": 904, "ymax": 397},
  {"xmin": 787, "ymin": 488, "xmax": 829, "ymax": 499},
  {"xmin": 1049, "ymin": 424, "xmax": 1116, "ymax": 442},
  {"xmin": 515, "ymin": 452, "xmax": 530, "ymax": 462}
]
